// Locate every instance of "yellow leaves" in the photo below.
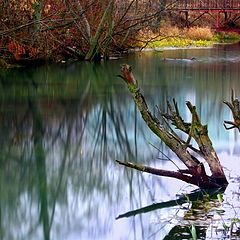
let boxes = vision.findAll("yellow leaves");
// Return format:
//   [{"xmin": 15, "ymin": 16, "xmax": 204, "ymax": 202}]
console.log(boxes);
[
  {"xmin": 10, "ymin": 0, "xmax": 37, "ymax": 13},
  {"xmin": 44, "ymin": 4, "xmax": 51, "ymax": 14}
]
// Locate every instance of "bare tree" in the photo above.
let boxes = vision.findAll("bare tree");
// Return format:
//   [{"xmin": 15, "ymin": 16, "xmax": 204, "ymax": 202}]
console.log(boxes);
[{"xmin": 0, "ymin": 0, "xmax": 168, "ymax": 63}]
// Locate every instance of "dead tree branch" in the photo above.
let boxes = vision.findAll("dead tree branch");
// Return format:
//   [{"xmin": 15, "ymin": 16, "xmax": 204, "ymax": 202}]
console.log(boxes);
[
  {"xmin": 223, "ymin": 89, "xmax": 240, "ymax": 132},
  {"xmin": 116, "ymin": 64, "xmax": 228, "ymax": 188}
]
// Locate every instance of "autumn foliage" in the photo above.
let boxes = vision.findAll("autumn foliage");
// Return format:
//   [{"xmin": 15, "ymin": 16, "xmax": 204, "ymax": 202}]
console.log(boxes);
[{"xmin": 0, "ymin": 0, "xmax": 162, "ymax": 64}]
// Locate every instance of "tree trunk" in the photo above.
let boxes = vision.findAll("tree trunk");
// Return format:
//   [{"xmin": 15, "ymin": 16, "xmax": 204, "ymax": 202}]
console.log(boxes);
[
  {"xmin": 85, "ymin": 0, "xmax": 114, "ymax": 61},
  {"xmin": 117, "ymin": 64, "xmax": 228, "ymax": 189},
  {"xmin": 32, "ymin": 0, "xmax": 44, "ymax": 32}
]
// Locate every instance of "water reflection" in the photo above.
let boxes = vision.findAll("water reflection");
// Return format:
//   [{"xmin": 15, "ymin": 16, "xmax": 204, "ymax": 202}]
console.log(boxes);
[
  {"xmin": 117, "ymin": 188, "xmax": 225, "ymax": 239},
  {"xmin": 0, "ymin": 44, "xmax": 240, "ymax": 239}
]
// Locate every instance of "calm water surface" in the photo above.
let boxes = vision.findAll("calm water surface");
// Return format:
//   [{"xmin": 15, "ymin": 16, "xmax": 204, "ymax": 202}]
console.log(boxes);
[{"xmin": 1, "ymin": 43, "xmax": 240, "ymax": 240}]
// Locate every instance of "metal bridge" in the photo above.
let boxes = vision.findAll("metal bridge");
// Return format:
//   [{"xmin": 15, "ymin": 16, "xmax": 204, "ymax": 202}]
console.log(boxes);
[{"xmin": 167, "ymin": 0, "xmax": 240, "ymax": 31}]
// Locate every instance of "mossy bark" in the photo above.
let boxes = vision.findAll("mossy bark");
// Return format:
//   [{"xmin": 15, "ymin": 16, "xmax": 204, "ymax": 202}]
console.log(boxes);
[{"xmin": 117, "ymin": 64, "xmax": 228, "ymax": 188}]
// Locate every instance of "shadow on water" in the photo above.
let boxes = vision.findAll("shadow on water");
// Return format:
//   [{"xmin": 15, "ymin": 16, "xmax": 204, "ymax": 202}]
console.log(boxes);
[{"xmin": 0, "ymin": 44, "xmax": 240, "ymax": 239}]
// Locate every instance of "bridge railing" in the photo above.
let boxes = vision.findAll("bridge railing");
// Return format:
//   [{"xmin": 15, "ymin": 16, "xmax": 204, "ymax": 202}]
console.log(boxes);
[{"xmin": 167, "ymin": 0, "xmax": 240, "ymax": 10}]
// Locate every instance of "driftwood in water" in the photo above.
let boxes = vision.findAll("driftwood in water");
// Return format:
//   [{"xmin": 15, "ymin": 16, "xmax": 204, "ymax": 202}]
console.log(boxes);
[
  {"xmin": 117, "ymin": 64, "xmax": 228, "ymax": 189},
  {"xmin": 223, "ymin": 90, "xmax": 240, "ymax": 131}
]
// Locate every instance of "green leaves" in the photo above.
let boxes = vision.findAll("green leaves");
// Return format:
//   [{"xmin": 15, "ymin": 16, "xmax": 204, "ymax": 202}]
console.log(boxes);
[{"xmin": 217, "ymin": 193, "xmax": 224, "ymax": 203}]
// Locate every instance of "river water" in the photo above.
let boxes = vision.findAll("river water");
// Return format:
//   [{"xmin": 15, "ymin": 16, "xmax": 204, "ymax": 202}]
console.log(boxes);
[{"xmin": 1, "ymin": 43, "xmax": 240, "ymax": 240}]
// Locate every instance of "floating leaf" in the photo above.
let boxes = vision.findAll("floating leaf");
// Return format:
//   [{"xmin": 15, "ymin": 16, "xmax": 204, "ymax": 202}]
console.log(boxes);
[{"xmin": 216, "ymin": 209, "xmax": 225, "ymax": 214}]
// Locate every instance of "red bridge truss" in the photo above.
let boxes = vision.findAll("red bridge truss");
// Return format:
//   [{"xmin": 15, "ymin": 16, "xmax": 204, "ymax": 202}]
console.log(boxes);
[{"xmin": 166, "ymin": 0, "xmax": 240, "ymax": 32}]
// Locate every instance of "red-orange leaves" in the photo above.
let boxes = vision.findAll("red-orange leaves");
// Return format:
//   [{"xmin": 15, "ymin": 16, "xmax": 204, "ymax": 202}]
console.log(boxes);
[
  {"xmin": 121, "ymin": 64, "xmax": 137, "ymax": 85},
  {"xmin": 7, "ymin": 41, "xmax": 26, "ymax": 60},
  {"xmin": 29, "ymin": 47, "xmax": 38, "ymax": 57}
]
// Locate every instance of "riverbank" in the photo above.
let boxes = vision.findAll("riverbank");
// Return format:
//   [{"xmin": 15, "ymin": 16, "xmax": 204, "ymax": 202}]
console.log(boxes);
[
  {"xmin": 1, "ymin": 26, "xmax": 240, "ymax": 69},
  {"xmin": 135, "ymin": 27, "xmax": 240, "ymax": 49}
]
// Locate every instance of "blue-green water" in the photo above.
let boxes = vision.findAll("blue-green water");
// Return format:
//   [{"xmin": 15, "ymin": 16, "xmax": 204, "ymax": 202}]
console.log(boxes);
[{"xmin": 1, "ymin": 43, "xmax": 240, "ymax": 240}]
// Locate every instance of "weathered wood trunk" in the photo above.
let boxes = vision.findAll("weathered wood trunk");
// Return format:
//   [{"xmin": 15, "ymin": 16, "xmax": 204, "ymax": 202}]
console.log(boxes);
[{"xmin": 117, "ymin": 64, "xmax": 228, "ymax": 188}]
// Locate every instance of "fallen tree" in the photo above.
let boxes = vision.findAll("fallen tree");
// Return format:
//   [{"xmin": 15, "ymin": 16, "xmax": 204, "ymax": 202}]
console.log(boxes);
[{"xmin": 117, "ymin": 64, "xmax": 228, "ymax": 189}]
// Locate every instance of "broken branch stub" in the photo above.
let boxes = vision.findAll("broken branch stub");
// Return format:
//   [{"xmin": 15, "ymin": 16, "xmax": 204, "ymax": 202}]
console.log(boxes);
[{"xmin": 117, "ymin": 64, "xmax": 228, "ymax": 188}]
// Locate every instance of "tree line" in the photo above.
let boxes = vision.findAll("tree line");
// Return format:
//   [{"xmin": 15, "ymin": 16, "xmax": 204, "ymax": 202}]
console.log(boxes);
[{"xmin": 0, "ymin": 0, "xmax": 165, "ymax": 64}]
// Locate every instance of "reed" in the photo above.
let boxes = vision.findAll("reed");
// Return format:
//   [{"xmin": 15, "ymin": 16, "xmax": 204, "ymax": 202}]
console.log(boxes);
[
  {"xmin": 186, "ymin": 27, "xmax": 213, "ymax": 40},
  {"xmin": 136, "ymin": 26, "xmax": 215, "ymax": 48}
]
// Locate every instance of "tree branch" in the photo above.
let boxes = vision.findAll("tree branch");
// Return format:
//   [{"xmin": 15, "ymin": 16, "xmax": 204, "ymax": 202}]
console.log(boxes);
[
  {"xmin": 116, "ymin": 160, "xmax": 196, "ymax": 185},
  {"xmin": 119, "ymin": 64, "xmax": 228, "ymax": 188},
  {"xmin": 223, "ymin": 89, "xmax": 240, "ymax": 132},
  {"xmin": 162, "ymin": 99, "xmax": 227, "ymax": 183}
]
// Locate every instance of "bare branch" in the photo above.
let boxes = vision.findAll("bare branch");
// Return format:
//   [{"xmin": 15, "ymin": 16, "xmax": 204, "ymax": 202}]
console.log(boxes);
[
  {"xmin": 223, "ymin": 90, "xmax": 240, "ymax": 132},
  {"xmin": 116, "ymin": 160, "xmax": 196, "ymax": 184}
]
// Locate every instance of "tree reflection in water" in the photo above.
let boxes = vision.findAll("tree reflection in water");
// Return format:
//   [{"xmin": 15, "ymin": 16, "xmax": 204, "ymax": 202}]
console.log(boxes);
[{"xmin": 0, "ymin": 62, "xmax": 157, "ymax": 239}]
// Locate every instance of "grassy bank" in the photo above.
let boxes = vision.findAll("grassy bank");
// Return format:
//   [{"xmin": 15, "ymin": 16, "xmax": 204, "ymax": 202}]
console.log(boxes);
[{"xmin": 136, "ymin": 27, "xmax": 240, "ymax": 49}]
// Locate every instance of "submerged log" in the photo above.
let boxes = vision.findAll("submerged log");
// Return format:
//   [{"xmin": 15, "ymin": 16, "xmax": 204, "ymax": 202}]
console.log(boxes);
[
  {"xmin": 117, "ymin": 64, "xmax": 228, "ymax": 188},
  {"xmin": 223, "ymin": 90, "xmax": 240, "ymax": 131}
]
